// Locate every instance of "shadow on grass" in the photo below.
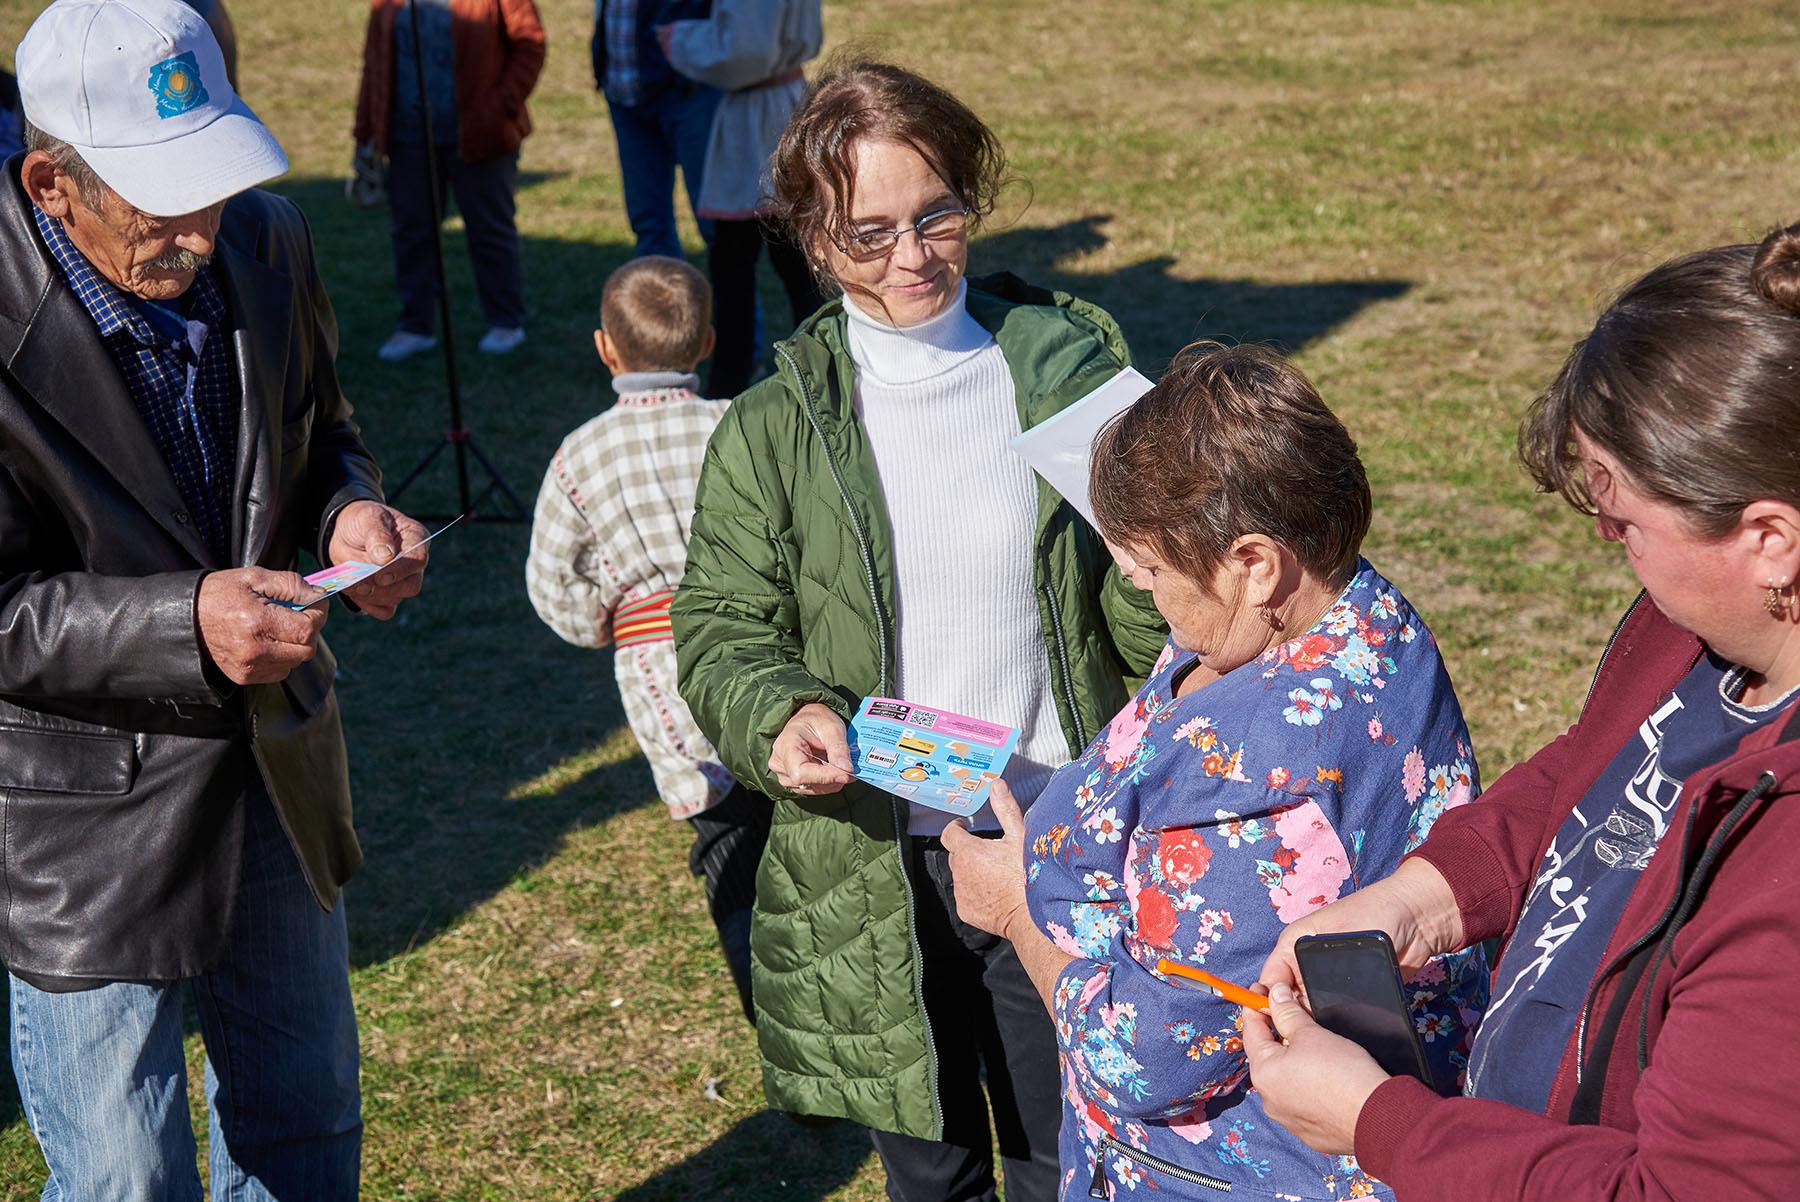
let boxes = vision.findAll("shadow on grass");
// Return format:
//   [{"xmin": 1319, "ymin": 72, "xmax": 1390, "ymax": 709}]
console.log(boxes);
[
  {"xmin": 612, "ymin": 1110, "xmax": 871, "ymax": 1202},
  {"xmin": 975, "ymin": 214, "xmax": 1410, "ymax": 368}
]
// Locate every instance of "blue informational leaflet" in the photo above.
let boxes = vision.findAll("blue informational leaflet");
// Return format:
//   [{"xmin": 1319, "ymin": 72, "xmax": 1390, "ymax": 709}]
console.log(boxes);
[{"xmin": 847, "ymin": 697, "xmax": 1022, "ymax": 817}]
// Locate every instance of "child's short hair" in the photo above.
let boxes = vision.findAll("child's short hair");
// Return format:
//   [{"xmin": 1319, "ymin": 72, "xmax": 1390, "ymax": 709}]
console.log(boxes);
[{"xmin": 600, "ymin": 256, "xmax": 712, "ymax": 372}]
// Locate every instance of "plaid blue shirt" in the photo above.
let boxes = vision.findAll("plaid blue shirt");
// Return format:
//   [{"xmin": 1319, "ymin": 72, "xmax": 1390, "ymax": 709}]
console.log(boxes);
[
  {"xmin": 601, "ymin": 0, "xmax": 641, "ymax": 106},
  {"xmin": 33, "ymin": 205, "xmax": 240, "ymax": 563}
]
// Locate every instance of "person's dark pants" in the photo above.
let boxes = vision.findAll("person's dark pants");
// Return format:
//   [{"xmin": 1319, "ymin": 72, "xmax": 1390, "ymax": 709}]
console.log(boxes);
[
  {"xmin": 606, "ymin": 85, "xmax": 720, "ymax": 258},
  {"xmin": 868, "ymin": 836, "xmax": 1062, "ymax": 1202},
  {"xmin": 687, "ymin": 783, "xmax": 772, "ymax": 1023},
  {"xmin": 707, "ymin": 217, "xmax": 829, "ymax": 398},
  {"xmin": 386, "ymin": 140, "xmax": 526, "ymax": 335}
]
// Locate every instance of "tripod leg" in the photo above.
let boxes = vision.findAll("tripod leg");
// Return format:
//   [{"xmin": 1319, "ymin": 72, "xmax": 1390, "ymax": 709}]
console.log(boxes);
[
  {"xmin": 463, "ymin": 435, "xmax": 527, "ymax": 519},
  {"xmin": 385, "ymin": 4, "xmax": 526, "ymax": 524},
  {"xmin": 387, "ymin": 436, "xmax": 451, "ymax": 506}
]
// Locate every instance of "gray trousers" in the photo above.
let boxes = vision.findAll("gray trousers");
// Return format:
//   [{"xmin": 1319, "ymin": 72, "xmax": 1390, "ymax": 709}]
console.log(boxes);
[{"xmin": 386, "ymin": 140, "xmax": 525, "ymax": 334}]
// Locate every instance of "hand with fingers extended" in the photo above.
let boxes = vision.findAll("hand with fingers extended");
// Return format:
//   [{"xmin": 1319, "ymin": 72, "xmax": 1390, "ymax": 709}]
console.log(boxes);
[
  {"xmin": 1258, "ymin": 857, "xmax": 1464, "ymax": 997},
  {"xmin": 196, "ymin": 567, "xmax": 329, "ymax": 686},
  {"xmin": 326, "ymin": 500, "xmax": 429, "ymax": 620},
  {"xmin": 1241, "ymin": 982, "xmax": 1391, "ymax": 1157},
  {"xmin": 942, "ymin": 779, "xmax": 1030, "ymax": 939},
  {"xmin": 769, "ymin": 702, "xmax": 855, "ymax": 795}
]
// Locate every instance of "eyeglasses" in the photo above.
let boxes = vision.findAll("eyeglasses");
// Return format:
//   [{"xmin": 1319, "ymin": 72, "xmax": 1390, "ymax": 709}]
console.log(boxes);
[{"xmin": 836, "ymin": 206, "xmax": 971, "ymax": 261}]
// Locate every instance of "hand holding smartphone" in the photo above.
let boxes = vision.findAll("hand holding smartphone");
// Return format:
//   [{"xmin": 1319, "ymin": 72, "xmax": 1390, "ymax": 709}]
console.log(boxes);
[{"xmin": 1293, "ymin": 930, "xmax": 1433, "ymax": 1087}]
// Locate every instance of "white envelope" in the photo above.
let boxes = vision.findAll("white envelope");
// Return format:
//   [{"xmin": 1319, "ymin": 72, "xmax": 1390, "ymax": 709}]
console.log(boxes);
[{"xmin": 1007, "ymin": 367, "xmax": 1155, "ymax": 528}]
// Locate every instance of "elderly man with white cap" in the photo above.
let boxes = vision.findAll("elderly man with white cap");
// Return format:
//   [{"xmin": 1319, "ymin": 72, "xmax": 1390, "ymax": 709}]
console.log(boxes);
[{"xmin": 0, "ymin": 0, "xmax": 427, "ymax": 1195}]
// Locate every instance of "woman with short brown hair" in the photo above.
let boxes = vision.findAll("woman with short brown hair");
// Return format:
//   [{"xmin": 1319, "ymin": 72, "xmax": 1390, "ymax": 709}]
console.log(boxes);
[
  {"xmin": 671, "ymin": 57, "xmax": 1167, "ymax": 1202},
  {"xmin": 945, "ymin": 341, "xmax": 1486, "ymax": 1200}
]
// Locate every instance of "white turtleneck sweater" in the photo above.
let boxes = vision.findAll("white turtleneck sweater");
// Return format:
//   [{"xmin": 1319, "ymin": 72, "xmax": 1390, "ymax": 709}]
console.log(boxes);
[{"xmin": 845, "ymin": 281, "xmax": 1068, "ymax": 835}]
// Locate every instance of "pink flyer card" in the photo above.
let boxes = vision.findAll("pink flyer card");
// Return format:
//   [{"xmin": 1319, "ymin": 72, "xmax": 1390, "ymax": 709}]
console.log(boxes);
[{"xmin": 276, "ymin": 514, "xmax": 463, "ymax": 610}]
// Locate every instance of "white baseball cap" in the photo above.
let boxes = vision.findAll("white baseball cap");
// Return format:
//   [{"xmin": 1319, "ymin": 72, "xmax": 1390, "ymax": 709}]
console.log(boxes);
[{"xmin": 17, "ymin": 0, "xmax": 288, "ymax": 216}]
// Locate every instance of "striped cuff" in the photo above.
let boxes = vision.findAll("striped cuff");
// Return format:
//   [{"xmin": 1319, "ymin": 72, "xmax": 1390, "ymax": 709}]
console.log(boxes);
[{"xmin": 613, "ymin": 589, "xmax": 675, "ymax": 647}]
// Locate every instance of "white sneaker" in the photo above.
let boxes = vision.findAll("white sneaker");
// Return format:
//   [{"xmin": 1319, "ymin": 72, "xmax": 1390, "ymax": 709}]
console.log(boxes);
[
  {"xmin": 478, "ymin": 325, "xmax": 526, "ymax": 355},
  {"xmin": 377, "ymin": 329, "xmax": 438, "ymax": 362}
]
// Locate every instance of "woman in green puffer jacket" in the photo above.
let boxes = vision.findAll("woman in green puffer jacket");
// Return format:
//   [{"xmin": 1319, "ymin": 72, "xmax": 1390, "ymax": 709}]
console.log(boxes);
[{"xmin": 671, "ymin": 57, "xmax": 1165, "ymax": 1202}]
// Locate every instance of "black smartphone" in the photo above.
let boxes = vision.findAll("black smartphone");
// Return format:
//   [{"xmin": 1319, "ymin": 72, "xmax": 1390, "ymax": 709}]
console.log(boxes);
[{"xmin": 1293, "ymin": 931, "xmax": 1433, "ymax": 1087}]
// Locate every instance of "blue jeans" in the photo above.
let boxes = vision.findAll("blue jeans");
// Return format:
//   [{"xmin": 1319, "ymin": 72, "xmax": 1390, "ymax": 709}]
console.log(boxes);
[
  {"xmin": 8, "ymin": 787, "xmax": 361, "ymax": 1200},
  {"xmin": 606, "ymin": 84, "xmax": 720, "ymax": 257}
]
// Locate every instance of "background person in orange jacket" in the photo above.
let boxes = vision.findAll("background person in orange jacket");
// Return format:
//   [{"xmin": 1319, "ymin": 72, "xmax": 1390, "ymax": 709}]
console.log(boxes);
[{"xmin": 354, "ymin": 0, "xmax": 545, "ymax": 361}]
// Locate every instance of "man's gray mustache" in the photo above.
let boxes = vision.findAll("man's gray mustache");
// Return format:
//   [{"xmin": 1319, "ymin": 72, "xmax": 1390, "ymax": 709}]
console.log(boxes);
[{"xmin": 149, "ymin": 249, "xmax": 212, "ymax": 272}]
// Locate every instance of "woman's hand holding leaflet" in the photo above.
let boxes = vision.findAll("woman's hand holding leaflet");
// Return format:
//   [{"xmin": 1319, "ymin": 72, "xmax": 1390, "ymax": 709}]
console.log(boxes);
[
  {"xmin": 770, "ymin": 703, "xmax": 856, "ymax": 794},
  {"xmin": 941, "ymin": 780, "xmax": 1031, "ymax": 939},
  {"xmin": 943, "ymin": 781, "xmax": 1074, "ymax": 1010}
]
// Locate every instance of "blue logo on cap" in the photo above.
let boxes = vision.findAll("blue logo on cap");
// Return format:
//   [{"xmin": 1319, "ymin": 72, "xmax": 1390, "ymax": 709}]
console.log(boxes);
[{"xmin": 148, "ymin": 52, "xmax": 208, "ymax": 119}]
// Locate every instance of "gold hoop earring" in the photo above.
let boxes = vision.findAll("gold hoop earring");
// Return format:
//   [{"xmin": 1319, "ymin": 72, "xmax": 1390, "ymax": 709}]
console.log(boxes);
[
  {"xmin": 1260, "ymin": 603, "xmax": 1284, "ymax": 632},
  {"xmin": 1766, "ymin": 578, "xmax": 1791, "ymax": 618}
]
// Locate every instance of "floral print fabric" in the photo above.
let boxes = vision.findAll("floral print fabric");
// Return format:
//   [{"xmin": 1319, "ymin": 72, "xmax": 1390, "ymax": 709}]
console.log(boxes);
[{"xmin": 1024, "ymin": 560, "xmax": 1488, "ymax": 1200}]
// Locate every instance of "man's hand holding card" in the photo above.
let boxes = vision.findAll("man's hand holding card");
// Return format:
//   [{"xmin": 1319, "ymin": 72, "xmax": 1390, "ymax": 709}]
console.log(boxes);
[{"xmin": 308, "ymin": 502, "xmax": 447, "ymax": 617}]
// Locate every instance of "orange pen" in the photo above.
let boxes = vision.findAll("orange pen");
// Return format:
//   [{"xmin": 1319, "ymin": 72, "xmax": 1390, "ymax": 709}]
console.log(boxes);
[{"xmin": 1155, "ymin": 958, "xmax": 1270, "ymax": 1013}]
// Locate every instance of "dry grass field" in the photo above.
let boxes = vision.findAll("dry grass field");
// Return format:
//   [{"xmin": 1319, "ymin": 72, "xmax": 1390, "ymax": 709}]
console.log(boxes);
[{"xmin": 0, "ymin": 0, "xmax": 1796, "ymax": 1196}]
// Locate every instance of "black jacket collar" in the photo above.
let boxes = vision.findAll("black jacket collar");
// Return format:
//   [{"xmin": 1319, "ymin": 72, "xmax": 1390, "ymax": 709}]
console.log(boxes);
[{"xmin": 0, "ymin": 162, "xmax": 291, "ymax": 568}]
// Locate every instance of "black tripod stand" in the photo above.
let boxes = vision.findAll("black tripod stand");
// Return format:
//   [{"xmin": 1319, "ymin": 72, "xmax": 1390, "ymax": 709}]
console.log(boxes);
[{"xmin": 384, "ymin": 0, "xmax": 525, "ymax": 523}]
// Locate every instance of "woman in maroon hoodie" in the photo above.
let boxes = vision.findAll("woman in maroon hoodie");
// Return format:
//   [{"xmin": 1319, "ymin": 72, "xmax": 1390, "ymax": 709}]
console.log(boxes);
[{"xmin": 1241, "ymin": 220, "xmax": 1800, "ymax": 1202}]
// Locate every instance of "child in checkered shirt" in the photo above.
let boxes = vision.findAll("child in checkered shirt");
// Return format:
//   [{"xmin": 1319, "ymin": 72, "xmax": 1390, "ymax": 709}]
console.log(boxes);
[{"xmin": 525, "ymin": 255, "xmax": 764, "ymax": 1020}]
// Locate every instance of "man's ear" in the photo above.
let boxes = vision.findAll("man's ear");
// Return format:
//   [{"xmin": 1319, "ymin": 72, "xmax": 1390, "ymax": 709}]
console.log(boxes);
[{"xmin": 21, "ymin": 151, "xmax": 72, "ymax": 218}]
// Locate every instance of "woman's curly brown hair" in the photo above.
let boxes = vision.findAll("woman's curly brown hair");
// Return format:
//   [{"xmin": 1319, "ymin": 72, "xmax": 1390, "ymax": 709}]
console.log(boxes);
[{"xmin": 765, "ymin": 54, "xmax": 1008, "ymax": 285}]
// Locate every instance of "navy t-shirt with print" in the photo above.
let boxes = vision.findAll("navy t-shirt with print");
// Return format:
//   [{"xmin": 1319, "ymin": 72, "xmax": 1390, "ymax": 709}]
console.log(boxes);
[{"xmin": 1464, "ymin": 651, "xmax": 1787, "ymax": 1112}]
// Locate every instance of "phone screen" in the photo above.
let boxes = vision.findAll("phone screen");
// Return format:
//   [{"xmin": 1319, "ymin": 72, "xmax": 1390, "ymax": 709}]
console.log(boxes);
[{"xmin": 1295, "ymin": 932, "xmax": 1433, "ymax": 1086}]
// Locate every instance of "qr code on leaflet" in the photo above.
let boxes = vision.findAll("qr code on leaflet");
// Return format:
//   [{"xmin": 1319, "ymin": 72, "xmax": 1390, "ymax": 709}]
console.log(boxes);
[{"xmin": 909, "ymin": 711, "xmax": 938, "ymax": 729}]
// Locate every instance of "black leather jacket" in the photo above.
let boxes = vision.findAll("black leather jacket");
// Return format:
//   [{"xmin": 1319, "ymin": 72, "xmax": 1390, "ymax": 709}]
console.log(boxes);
[{"xmin": 0, "ymin": 169, "xmax": 383, "ymax": 988}]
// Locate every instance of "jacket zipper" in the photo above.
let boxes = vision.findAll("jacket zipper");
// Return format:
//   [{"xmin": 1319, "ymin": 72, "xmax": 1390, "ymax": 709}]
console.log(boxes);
[
  {"xmin": 1563, "ymin": 588, "xmax": 1662, "ymax": 1083},
  {"xmin": 1090, "ymin": 1134, "xmax": 1232, "ymax": 1197},
  {"xmin": 1570, "ymin": 813, "xmax": 1694, "ymax": 1087},
  {"xmin": 1041, "ymin": 579, "xmax": 1088, "ymax": 751},
  {"xmin": 1582, "ymin": 591, "xmax": 1645, "ymax": 708},
  {"xmin": 780, "ymin": 343, "xmax": 945, "ymax": 1136},
  {"xmin": 780, "ymin": 344, "xmax": 892, "ymax": 699}
]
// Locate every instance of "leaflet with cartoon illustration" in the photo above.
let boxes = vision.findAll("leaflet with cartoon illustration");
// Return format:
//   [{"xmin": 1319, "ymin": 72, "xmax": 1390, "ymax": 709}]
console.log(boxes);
[{"xmin": 847, "ymin": 697, "xmax": 1021, "ymax": 817}]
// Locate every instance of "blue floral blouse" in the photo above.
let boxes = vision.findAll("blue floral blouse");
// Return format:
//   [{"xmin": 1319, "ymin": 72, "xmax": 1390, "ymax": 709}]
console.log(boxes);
[{"xmin": 1023, "ymin": 560, "xmax": 1488, "ymax": 1201}]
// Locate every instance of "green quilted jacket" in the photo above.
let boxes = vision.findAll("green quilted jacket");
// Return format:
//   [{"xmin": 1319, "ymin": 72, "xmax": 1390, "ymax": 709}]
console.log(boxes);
[{"xmin": 671, "ymin": 272, "xmax": 1168, "ymax": 1139}]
